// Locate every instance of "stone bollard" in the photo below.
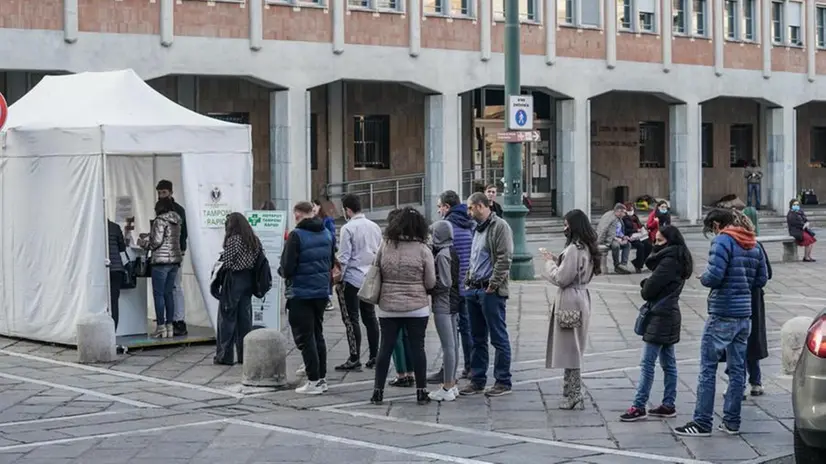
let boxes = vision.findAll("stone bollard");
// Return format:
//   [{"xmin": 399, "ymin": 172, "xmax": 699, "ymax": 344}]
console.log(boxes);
[
  {"xmin": 242, "ymin": 328, "xmax": 288, "ymax": 387},
  {"xmin": 597, "ymin": 245, "xmax": 610, "ymax": 275},
  {"xmin": 76, "ymin": 311, "xmax": 117, "ymax": 363},
  {"xmin": 781, "ymin": 316, "xmax": 814, "ymax": 375},
  {"xmin": 782, "ymin": 241, "xmax": 799, "ymax": 263}
]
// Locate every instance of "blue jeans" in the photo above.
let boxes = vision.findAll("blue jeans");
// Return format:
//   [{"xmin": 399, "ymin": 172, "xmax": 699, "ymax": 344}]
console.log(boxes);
[
  {"xmin": 693, "ymin": 315, "xmax": 751, "ymax": 431},
  {"xmin": 747, "ymin": 183, "xmax": 761, "ymax": 209},
  {"xmin": 725, "ymin": 358, "xmax": 762, "ymax": 386},
  {"xmin": 457, "ymin": 298, "xmax": 472, "ymax": 371},
  {"xmin": 151, "ymin": 264, "xmax": 179, "ymax": 325},
  {"xmin": 633, "ymin": 342, "xmax": 678, "ymax": 409},
  {"xmin": 466, "ymin": 289, "xmax": 512, "ymax": 388}
]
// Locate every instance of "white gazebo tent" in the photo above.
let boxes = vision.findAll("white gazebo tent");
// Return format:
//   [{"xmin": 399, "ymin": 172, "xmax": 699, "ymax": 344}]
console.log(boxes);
[{"xmin": 0, "ymin": 69, "xmax": 253, "ymax": 345}]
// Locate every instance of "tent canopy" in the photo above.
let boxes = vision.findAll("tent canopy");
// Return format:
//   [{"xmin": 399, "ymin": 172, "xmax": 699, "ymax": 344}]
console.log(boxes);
[
  {"xmin": 2, "ymin": 69, "xmax": 251, "ymax": 156},
  {"xmin": 0, "ymin": 69, "xmax": 253, "ymax": 345}
]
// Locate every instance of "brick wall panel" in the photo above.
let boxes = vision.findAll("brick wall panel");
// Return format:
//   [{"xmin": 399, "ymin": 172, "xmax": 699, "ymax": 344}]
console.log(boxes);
[
  {"xmin": 491, "ymin": 22, "xmax": 544, "ymax": 55},
  {"xmin": 724, "ymin": 43, "xmax": 761, "ymax": 71},
  {"xmin": 79, "ymin": 0, "xmax": 158, "ymax": 34},
  {"xmin": 345, "ymin": 11, "xmax": 409, "ymax": 47},
  {"xmin": 421, "ymin": 17, "xmax": 480, "ymax": 51},
  {"xmin": 616, "ymin": 33, "xmax": 662, "ymax": 64},
  {"xmin": 0, "ymin": 0, "xmax": 62, "ymax": 31},
  {"xmin": 816, "ymin": 51, "xmax": 826, "ymax": 74},
  {"xmin": 264, "ymin": 4, "xmax": 332, "ymax": 42},
  {"xmin": 771, "ymin": 47, "xmax": 806, "ymax": 73},
  {"xmin": 672, "ymin": 37, "xmax": 713, "ymax": 66},
  {"xmin": 556, "ymin": 28, "xmax": 604, "ymax": 59},
  {"xmin": 175, "ymin": 0, "xmax": 248, "ymax": 39}
]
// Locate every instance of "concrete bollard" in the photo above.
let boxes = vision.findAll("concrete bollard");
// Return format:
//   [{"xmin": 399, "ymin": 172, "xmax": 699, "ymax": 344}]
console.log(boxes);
[
  {"xmin": 781, "ymin": 316, "xmax": 814, "ymax": 375},
  {"xmin": 597, "ymin": 245, "xmax": 610, "ymax": 275},
  {"xmin": 782, "ymin": 241, "xmax": 798, "ymax": 263},
  {"xmin": 242, "ymin": 328, "xmax": 288, "ymax": 387},
  {"xmin": 76, "ymin": 311, "xmax": 117, "ymax": 363}
]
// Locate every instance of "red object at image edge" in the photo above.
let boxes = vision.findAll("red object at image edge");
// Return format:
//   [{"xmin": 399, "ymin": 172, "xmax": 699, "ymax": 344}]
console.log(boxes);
[{"xmin": 0, "ymin": 92, "xmax": 7, "ymax": 130}]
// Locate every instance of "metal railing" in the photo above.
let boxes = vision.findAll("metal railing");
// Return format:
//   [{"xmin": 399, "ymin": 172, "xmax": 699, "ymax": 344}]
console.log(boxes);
[
  {"xmin": 461, "ymin": 167, "xmax": 505, "ymax": 198},
  {"xmin": 323, "ymin": 174, "xmax": 426, "ymax": 214}
]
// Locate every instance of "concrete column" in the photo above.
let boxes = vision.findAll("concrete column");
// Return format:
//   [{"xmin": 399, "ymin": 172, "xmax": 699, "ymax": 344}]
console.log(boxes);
[
  {"xmin": 333, "ymin": 0, "xmax": 345, "ymax": 53},
  {"xmin": 807, "ymin": 0, "xmax": 816, "ymax": 82},
  {"xmin": 761, "ymin": 0, "xmax": 771, "ymax": 78},
  {"xmin": 424, "ymin": 94, "xmax": 461, "ymax": 221},
  {"xmin": 249, "ymin": 0, "xmax": 263, "ymax": 51},
  {"xmin": 176, "ymin": 76, "xmax": 198, "ymax": 111},
  {"xmin": 544, "ymin": 0, "xmax": 556, "ymax": 65},
  {"xmin": 4, "ymin": 72, "xmax": 28, "ymax": 104},
  {"xmin": 556, "ymin": 98, "xmax": 590, "ymax": 218},
  {"xmin": 409, "ymin": 0, "xmax": 421, "ymax": 57},
  {"xmin": 64, "ymin": 0, "xmax": 78, "ymax": 43},
  {"xmin": 669, "ymin": 102, "xmax": 702, "ymax": 224},
  {"xmin": 480, "ymin": 0, "xmax": 492, "ymax": 61},
  {"xmin": 327, "ymin": 81, "xmax": 345, "ymax": 190},
  {"xmin": 713, "ymin": 0, "xmax": 723, "ymax": 76},
  {"xmin": 270, "ymin": 89, "xmax": 310, "ymax": 216},
  {"xmin": 661, "ymin": 0, "xmax": 672, "ymax": 72},
  {"xmin": 765, "ymin": 106, "xmax": 797, "ymax": 212},
  {"xmin": 605, "ymin": 0, "xmax": 617, "ymax": 69},
  {"xmin": 160, "ymin": 0, "xmax": 174, "ymax": 47}
]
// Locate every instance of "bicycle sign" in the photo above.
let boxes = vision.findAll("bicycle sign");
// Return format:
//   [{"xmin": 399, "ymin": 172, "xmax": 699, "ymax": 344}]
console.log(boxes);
[{"xmin": 507, "ymin": 95, "xmax": 533, "ymax": 131}]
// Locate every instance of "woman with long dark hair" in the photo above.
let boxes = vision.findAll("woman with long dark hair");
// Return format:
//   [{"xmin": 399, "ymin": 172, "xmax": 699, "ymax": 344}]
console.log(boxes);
[
  {"xmin": 370, "ymin": 207, "xmax": 436, "ymax": 405},
  {"xmin": 214, "ymin": 212, "xmax": 263, "ymax": 365},
  {"xmin": 620, "ymin": 225, "xmax": 692, "ymax": 422},
  {"xmin": 138, "ymin": 197, "xmax": 183, "ymax": 338},
  {"xmin": 646, "ymin": 200, "xmax": 671, "ymax": 242},
  {"xmin": 541, "ymin": 209, "xmax": 601, "ymax": 410}
]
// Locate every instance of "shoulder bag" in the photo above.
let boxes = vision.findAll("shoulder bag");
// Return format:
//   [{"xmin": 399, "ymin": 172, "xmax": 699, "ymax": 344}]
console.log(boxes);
[
  {"xmin": 357, "ymin": 242, "xmax": 384, "ymax": 305},
  {"xmin": 555, "ymin": 251, "xmax": 584, "ymax": 330}
]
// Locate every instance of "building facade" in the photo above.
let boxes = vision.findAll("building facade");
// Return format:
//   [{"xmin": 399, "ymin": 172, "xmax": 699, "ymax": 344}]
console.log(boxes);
[{"xmin": 3, "ymin": 0, "xmax": 826, "ymax": 222}]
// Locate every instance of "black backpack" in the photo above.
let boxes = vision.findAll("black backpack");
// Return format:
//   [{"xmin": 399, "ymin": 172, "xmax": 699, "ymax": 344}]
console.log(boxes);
[{"xmin": 252, "ymin": 250, "xmax": 272, "ymax": 299}]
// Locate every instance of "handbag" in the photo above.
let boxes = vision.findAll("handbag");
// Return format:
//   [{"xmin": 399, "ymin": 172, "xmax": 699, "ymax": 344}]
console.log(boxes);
[
  {"xmin": 555, "ymin": 253, "xmax": 583, "ymax": 330},
  {"xmin": 634, "ymin": 301, "xmax": 652, "ymax": 336},
  {"xmin": 209, "ymin": 255, "xmax": 226, "ymax": 300},
  {"xmin": 121, "ymin": 260, "xmax": 138, "ymax": 289},
  {"xmin": 357, "ymin": 243, "xmax": 384, "ymax": 305},
  {"xmin": 134, "ymin": 253, "xmax": 152, "ymax": 278}
]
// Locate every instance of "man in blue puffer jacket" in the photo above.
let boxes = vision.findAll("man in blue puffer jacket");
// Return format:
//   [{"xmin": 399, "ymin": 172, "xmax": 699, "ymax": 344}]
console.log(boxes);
[
  {"xmin": 676, "ymin": 209, "xmax": 767, "ymax": 438},
  {"xmin": 427, "ymin": 190, "xmax": 476, "ymax": 383}
]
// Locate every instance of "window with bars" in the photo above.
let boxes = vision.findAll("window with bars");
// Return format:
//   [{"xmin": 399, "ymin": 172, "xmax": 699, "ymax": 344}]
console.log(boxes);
[
  {"xmin": 729, "ymin": 124, "xmax": 754, "ymax": 168},
  {"xmin": 771, "ymin": 1, "xmax": 783, "ymax": 43},
  {"xmin": 811, "ymin": 127, "xmax": 826, "ymax": 166},
  {"xmin": 818, "ymin": 6, "xmax": 826, "ymax": 47},
  {"xmin": 673, "ymin": 0, "xmax": 686, "ymax": 33},
  {"xmin": 788, "ymin": 1, "xmax": 802, "ymax": 46},
  {"xmin": 725, "ymin": 0, "xmax": 738, "ymax": 39},
  {"xmin": 426, "ymin": 0, "xmax": 473, "ymax": 15},
  {"xmin": 618, "ymin": 0, "xmax": 632, "ymax": 29},
  {"xmin": 559, "ymin": 0, "xmax": 601, "ymax": 26},
  {"xmin": 639, "ymin": 122, "xmax": 666, "ymax": 168},
  {"xmin": 693, "ymin": 0, "xmax": 707, "ymax": 36},
  {"xmin": 743, "ymin": 0, "xmax": 755, "ymax": 40},
  {"xmin": 353, "ymin": 115, "xmax": 391, "ymax": 170},
  {"xmin": 310, "ymin": 113, "xmax": 319, "ymax": 171},
  {"xmin": 702, "ymin": 122, "xmax": 714, "ymax": 168},
  {"xmin": 347, "ymin": 0, "xmax": 401, "ymax": 10},
  {"xmin": 493, "ymin": 0, "xmax": 539, "ymax": 21},
  {"xmin": 558, "ymin": 0, "xmax": 574, "ymax": 24}
]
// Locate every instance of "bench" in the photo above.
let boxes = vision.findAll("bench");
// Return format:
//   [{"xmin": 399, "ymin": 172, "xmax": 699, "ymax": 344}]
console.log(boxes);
[
  {"xmin": 597, "ymin": 245, "xmax": 610, "ymax": 274},
  {"xmin": 757, "ymin": 235, "xmax": 798, "ymax": 263}
]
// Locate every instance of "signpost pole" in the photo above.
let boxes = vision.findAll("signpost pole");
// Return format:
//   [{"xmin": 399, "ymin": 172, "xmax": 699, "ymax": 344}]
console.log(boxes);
[{"xmin": 503, "ymin": 0, "xmax": 534, "ymax": 280}]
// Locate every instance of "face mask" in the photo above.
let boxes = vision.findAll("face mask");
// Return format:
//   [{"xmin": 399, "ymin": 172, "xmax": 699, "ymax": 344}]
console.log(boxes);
[
  {"xmin": 792, "ymin": 205, "xmax": 801, "ymax": 212},
  {"xmin": 653, "ymin": 243, "xmax": 666, "ymax": 253},
  {"xmin": 563, "ymin": 227, "xmax": 571, "ymax": 239},
  {"xmin": 658, "ymin": 208, "xmax": 668, "ymax": 214}
]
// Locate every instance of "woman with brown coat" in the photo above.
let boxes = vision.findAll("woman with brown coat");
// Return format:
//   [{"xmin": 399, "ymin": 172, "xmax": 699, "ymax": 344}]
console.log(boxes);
[{"xmin": 541, "ymin": 209, "xmax": 601, "ymax": 410}]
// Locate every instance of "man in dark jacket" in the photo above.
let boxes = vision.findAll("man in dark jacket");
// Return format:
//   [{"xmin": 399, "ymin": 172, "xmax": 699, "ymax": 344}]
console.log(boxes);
[
  {"xmin": 107, "ymin": 220, "xmax": 127, "ymax": 330},
  {"xmin": 676, "ymin": 209, "xmax": 768, "ymax": 438},
  {"xmin": 156, "ymin": 180, "xmax": 189, "ymax": 336},
  {"xmin": 427, "ymin": 190, "xmax": 476, "ymax": 383},
  {"xmin": 485, "ymin": 185, "xmax": 504, "ymax": 217},
  {"xmin": 279, "ymin": 201, "xmax": 335, "ymax": 395}
]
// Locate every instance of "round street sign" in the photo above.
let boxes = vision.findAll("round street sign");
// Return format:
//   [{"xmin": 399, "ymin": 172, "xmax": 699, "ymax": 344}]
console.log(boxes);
[
  {"xmin": 0, "ymin": 92, "xmax": 7, "ymax": 131},
  {"xmin": 515, "ymin": 109, "xmax": 527, "ymax": 127}
]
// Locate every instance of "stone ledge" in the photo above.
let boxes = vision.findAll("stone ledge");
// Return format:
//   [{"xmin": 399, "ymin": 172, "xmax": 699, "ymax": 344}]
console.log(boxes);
[{"xmin": 737, "ymin": 452, "xmax": 794, "ymax": 464}]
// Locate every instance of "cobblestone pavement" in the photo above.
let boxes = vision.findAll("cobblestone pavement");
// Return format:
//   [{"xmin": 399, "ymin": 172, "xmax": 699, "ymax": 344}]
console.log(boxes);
[{"xmin": 0, "ymin": 234, "xmax": 819, "ymax": 464}]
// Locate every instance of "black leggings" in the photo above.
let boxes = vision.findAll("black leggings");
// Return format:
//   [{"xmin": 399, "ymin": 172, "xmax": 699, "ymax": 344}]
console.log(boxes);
[
  {"xmin": 374, "ymin": 316, "xmax": 429, "ymax": 390},
  {"xmin": 343, "ymin": 283, "xmax": 379, "ymax": 361}
]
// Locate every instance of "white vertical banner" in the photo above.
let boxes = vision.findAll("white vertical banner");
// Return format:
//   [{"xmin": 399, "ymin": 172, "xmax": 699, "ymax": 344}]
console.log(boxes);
[{"xmin": 245, "ymin": 210, "xmax": 287, "ymax": 330}]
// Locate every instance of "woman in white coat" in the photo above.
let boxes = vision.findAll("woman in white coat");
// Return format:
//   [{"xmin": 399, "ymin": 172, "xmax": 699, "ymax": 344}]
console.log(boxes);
[{"xmin": 541, "ymin": 209, "xmax": 602, "ymax": 410}]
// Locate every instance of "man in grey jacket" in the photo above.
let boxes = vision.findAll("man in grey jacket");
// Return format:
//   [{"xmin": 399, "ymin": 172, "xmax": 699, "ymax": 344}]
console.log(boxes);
[
  {"xmin": 459, "ymin": 192, "xmax": 514, "ymax": 398},
  {"xmin": 595, "ymin": 203, "xmax": 631, "ymax": 274},
  {"xmin": 744, "ymin": 160, "xmax": 763, "ymax": 209}
]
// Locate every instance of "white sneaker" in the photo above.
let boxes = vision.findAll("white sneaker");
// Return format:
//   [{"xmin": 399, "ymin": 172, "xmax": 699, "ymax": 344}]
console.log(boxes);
[
  {"xmin": 319, "ymin": 379, "xmax": 329, "ymax": 392},
  {"xmin": 295, "ymin": 380, "xmax": 324, "ymax": 395},
  {"xmin": 428, "ymin": 387, "xmax": 456, "ymax": 402},
  {"xmin": 296, "ymin": 365, "xmax": 306, "ymax": 376},
  {"xmin": 450, "ymin": 385, "xmax": 459, "ymax": 397}
]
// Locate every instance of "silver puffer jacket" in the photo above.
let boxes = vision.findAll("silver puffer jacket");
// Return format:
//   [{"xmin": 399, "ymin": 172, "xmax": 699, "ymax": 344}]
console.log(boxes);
[{"xmin": 139, "ymin": 211, "xmax": 183, "ymax": 265}]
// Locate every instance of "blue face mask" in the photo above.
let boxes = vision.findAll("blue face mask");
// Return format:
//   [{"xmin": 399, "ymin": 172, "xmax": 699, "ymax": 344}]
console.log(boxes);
[
  {"xmin": 658, "ymin": 208, "xmax": 668, "ymax": 214},
  {"xmin": 792, "ymin": 204, "xmax": 801, "ymax": 212}
]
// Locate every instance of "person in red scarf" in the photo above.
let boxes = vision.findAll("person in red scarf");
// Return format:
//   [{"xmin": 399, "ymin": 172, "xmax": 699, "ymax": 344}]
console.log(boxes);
[{"xmin": 623, "ymin": 203, "xmax": 652, "ymax": 273}]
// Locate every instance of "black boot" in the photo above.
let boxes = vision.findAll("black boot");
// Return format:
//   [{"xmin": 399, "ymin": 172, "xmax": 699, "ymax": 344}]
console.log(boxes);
[
  {"xmin": 417, "ymin": 389, "xmax": 431, "ymax": 405},
  {"xmin": 370, "ymin": 389, "xmax": 384, "ymax": 405}
]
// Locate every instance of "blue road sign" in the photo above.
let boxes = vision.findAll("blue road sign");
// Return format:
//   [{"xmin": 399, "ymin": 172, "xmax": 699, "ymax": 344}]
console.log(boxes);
[{"xmin": 515, "ymin": 109, "xmax": 527, "ymax": 127}]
